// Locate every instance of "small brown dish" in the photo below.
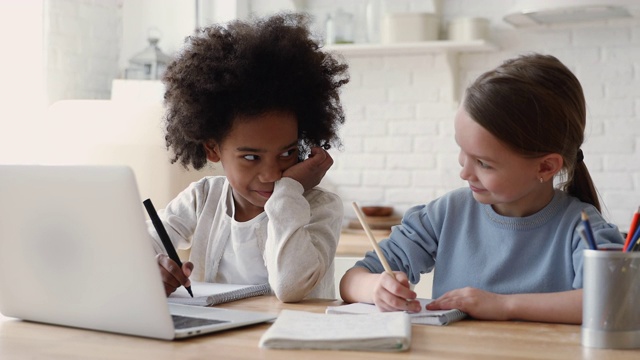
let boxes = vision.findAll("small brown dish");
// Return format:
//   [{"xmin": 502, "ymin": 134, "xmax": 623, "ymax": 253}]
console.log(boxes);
[{"xmin": 360, "ymin": 206, "xmax": 394, "ymax": 217}]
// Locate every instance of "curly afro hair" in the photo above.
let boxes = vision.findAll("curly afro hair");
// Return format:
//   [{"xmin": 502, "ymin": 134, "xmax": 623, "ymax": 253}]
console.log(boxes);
[{"xmin": 161, "ymin": 12, "xmax": 350, "ymax": 170}]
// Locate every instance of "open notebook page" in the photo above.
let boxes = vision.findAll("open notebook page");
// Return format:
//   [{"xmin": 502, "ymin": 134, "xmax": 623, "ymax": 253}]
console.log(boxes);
[{"xmin": 326, "ymin": 298, "xmax": 466, "ymax": 326}]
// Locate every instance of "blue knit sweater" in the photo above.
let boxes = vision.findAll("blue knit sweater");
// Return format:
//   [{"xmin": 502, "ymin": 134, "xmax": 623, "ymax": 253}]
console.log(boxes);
[{"xmin": 355, "ymin": 188, "xmax": 624, "ymax": 298}]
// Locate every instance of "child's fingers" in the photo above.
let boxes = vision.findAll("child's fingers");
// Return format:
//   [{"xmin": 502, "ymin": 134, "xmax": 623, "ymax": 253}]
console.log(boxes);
[
  {"xmin": 392, "ymin": 271, "xmax": 412, "ymax": 288},
  {"xmin": 183, "ymin": 261, "xmax": 194, "ymax": 276},
  {"xmin": 283, "ymin": 147, "xmax": 333, "ymax": 190},
  {"xmin": 375, "ymin": 272, "xmax": 421, "ymax": 312},
  {"xmin": 308, "ymin": 146, "xmax": 333, "ymax": 169},
  {"xmin": 182, "ymin": 262, "xmax": 194, "ymax": 286},
  {"xmin": 385, "ymin": 272, "xmax": 416, "ymax": 299},
  {"xmin": 376, "ymin": 293, "xmax": 421, "ymax": 312},
  {"xmin": 157, "ymin": 266, "xmax": 181, "ymax": 295},
  {"xmin": 427, "ymin": 288, "xmax": 466, "ymax": 309},
  {"xmin": 156, "ymin": 254, "xmax": 191, "ymax": 291}
]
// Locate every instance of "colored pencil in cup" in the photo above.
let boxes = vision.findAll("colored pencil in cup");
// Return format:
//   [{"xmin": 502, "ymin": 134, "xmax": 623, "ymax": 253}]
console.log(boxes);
[
  {"xmin": 622, "ymin": 206, "xmax": 640, "ymax": 252},
  {"xmin": 627, "ymin": 223, "xmax": 640, "ymax": 252},
  {"xmin": 580, "ymin": 211, "xmax": 598, "ymax": 250},
  {"xmin": 578, "ymin": 228, "xmax": 591, "ymax": 250}
]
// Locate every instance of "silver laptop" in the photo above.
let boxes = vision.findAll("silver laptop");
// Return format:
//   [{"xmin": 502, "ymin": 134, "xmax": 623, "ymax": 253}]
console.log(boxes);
[{"xmin": 0, "ymin": 164, "xmax": 276, "ymax": 340}]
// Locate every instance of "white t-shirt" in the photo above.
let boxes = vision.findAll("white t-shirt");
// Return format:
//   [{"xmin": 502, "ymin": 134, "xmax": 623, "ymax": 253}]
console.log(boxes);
[{"xmin": 215, "ymin": 208, "xmax": 268, "ymax": 284}]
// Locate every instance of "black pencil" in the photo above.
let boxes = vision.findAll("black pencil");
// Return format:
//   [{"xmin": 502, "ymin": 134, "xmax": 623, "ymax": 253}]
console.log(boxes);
[{"xmin": 143, "ymin": 198, "xmax": 193, "ymax": 297}]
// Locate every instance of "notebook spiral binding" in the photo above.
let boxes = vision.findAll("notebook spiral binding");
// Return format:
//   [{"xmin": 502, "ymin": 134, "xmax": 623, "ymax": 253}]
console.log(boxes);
[
  {"xmin": 206, "ymin": 283, "xmax": 272, "ymax": 306},
  {"xmin": 438, "ymin": 309, "xmax": 467, "ymax": 325}
]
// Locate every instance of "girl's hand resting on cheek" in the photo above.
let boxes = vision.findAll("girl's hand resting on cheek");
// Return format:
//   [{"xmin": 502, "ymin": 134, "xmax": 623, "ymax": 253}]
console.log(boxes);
[
  {"xmin": 283, "ymin": 146, "xmax": 333, "ymax": 191},
  {"xmin": 426, "ymin": 287, "xmax": 510, "ymax": 320},
  {"xmin": 373, "ymin": 271, "xmax": 422, "ymax": 313},
  {"xmin": 156, "ymin": 253, "xmax": 194, "ymax": 296}
]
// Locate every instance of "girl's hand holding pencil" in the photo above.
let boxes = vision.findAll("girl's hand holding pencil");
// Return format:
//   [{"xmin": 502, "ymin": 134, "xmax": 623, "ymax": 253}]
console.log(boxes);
[
  {"xmin": 351, "ymin": 202, "xmax": 421, "ymax": 313},
  {"xmin": 372, "ymin": 270, "xmax": 421, "ymax": 313}
]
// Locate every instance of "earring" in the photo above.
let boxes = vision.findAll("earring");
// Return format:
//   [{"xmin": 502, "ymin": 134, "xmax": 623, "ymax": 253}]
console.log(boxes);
[{"xmin": 539, "ymin": 177, "xmax": 544, "ymax": 183}]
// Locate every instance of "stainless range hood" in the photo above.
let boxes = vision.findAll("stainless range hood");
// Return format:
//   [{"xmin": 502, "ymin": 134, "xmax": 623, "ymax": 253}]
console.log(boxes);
[{"xmin": 504, "ymin": 1, "xmax": 633, "ymax": 27}]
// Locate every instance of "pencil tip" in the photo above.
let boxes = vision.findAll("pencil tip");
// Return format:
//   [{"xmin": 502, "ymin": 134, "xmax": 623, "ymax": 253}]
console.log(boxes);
[{"xmin": 581, "ymin": 211, "xmax": 588, "ymax": 220}]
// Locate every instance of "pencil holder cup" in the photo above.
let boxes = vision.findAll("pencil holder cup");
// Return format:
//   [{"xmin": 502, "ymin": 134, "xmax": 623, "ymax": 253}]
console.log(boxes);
[{"xmin": 582, "ymin": 249, "xmax": 640, "ymax": 349}]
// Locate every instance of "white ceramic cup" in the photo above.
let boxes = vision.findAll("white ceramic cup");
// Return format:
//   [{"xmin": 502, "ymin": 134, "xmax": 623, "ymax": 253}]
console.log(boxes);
[{"xmin": 447, "ymin": 17, "xmax": 489, "ymax": 41}]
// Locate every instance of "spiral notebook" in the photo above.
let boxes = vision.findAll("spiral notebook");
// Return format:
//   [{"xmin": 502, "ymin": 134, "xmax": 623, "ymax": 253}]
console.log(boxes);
[
  {"xmin": 326, "ymin": 298, "xmax": 466, "ymax": 326},
  {"xmin": 168, "ymin": 281, "xmax": 272, "ymax": 306}
]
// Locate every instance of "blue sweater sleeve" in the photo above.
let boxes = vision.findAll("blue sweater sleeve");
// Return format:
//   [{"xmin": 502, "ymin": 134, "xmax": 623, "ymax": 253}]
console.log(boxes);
[{"xmin": 355, "ymin": 204, "xmax": 439, "ymax": 285}]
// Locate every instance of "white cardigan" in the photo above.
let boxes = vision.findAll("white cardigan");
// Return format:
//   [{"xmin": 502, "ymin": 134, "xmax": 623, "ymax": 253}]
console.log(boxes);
[{"xmin": 148, "ymin": 176, "xmax": 343, "ymax": 302}]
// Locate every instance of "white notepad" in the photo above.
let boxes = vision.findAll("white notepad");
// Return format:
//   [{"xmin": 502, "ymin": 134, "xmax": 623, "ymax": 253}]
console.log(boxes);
[
  {"xmin": 259, "ymin": 309, "xmax": 411, "ymax": 352},
  {"xmin": 326, "ymin": 299, "xmax": 467, "ymax": 326},
  {"xmin": 168, "ymin": 281, "xmax": 271, "ymax": 306}
]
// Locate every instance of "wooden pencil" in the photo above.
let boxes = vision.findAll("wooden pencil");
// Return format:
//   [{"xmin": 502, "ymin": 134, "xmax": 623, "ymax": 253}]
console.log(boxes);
[{"xmin": 352, "ymin": 202, "xmax": 394, "ymax": 276}]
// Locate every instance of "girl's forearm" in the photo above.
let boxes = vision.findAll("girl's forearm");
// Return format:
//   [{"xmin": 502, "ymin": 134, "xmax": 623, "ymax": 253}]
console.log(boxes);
[
  {"xmin": 505, "ymin": 289, "xmax": 583, "ymax": 324},
  {"xmin": 339, "ymin": 267, "xmax": 378, "ymax": 303}
]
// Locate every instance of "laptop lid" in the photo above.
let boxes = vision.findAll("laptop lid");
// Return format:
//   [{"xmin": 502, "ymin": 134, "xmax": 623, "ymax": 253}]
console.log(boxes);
[{"xmin": 0, "ymin": 165, "xmax": 275, "ymax": 340}]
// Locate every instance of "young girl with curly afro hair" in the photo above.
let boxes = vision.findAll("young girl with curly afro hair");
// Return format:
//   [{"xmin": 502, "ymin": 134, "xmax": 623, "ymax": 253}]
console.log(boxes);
[{"xmin": 147, "ymin": 12, "xmax": 349, "ymax": 302}]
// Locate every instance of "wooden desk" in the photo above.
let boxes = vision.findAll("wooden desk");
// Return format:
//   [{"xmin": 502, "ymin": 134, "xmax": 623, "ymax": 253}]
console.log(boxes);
[
  {"xmin": 336, "ymin": 230, "xmax": 385, "ymax": 257},
  {"xmin": 1, "ymin": 296, "xmax": 638, "ymax": 359}
]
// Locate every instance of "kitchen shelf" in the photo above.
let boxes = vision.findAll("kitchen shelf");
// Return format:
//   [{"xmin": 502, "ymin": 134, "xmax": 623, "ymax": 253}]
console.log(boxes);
[
  {"xmin": 323, "ymin": 39, "xmax": 497, "ymax": 56},
  {"xmin": 324, "ymin": 39, "xmax": 498, "ymax": 102}
]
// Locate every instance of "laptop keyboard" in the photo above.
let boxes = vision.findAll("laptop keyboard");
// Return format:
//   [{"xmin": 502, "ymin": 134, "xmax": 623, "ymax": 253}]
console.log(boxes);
[{"xmin": 172, "ymin": 315, "xmax": 228, "ymax": 329}]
